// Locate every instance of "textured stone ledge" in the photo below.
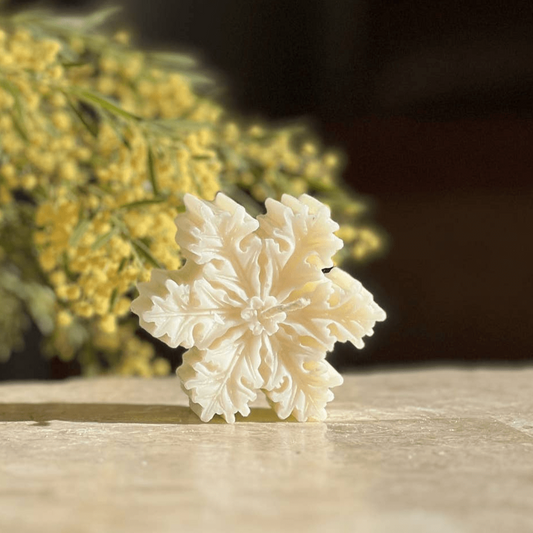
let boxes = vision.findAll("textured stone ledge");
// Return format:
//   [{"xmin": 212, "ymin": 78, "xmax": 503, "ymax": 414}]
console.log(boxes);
[{"xmin": 1, "ymin": 367, "xmax": 532, "ymax": 533}]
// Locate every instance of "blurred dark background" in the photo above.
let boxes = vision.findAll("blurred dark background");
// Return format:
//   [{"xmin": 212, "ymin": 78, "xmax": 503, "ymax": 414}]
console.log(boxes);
[{"xmin": 2, "ymin": 0, "xmax": 533, "ymax": 379}]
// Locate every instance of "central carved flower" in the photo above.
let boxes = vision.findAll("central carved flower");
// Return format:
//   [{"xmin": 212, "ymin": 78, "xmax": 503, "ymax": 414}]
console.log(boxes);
[
  {"xmin": 240, "ymin": 296, "xmax": 286, "ymax": 336},
  {"xmin": 240, "ymin": 296, "xmax": 313, "ymax": 336}
]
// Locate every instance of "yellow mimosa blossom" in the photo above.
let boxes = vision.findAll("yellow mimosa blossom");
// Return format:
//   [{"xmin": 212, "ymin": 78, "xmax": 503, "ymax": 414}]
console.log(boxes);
[{"xmin": 0, "ymin": 7, "xmax": 384, "ymax": 376}]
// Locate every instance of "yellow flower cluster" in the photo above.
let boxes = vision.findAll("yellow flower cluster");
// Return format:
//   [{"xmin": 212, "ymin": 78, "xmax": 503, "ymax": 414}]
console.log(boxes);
[
  {"xmin": 93, "ymin": 323, "xmax": 170, "ymax": 377},
  {"xmin": 0, "ymin": 9, "xmax": 384, "ymax": 376}
]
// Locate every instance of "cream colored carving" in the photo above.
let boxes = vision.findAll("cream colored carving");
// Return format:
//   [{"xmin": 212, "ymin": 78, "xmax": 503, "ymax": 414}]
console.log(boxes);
[{"xmin": 131, "ymin": 193, "xmax": 386, "ymax": 422}]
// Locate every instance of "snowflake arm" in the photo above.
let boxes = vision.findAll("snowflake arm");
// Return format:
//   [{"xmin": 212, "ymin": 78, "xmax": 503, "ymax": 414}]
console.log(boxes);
[
  {"xmin": 262, "ymin": 329, "xmax": 343, "ymax": 422},
  {"xmin": 284, "ymin": 267, "xmax": 386, "ymax": 351},
  {"xmin": 257, "ymin": 194, "xmax": 343, "ymax": 300},
  {"xmin": 323, "ymin": 268, "xmax": 386, "ymax": 348},
  {"xmin": 137, "ymin": 277, "xmax": 241, "ymax": 349},
  {"xmin": 130, "ymin": 262, "xmax": 204, "ymax": 347},
  {"xmin": 178, "ymin": 332, "xmax": 264, "ymax": 423},
  {"xmin": 281, "ymin": 279, "xmax": 338, "ymax": 352},
  {"xmin": 176, "ymin": 193, "xmax": 263, "ymax": 300}
]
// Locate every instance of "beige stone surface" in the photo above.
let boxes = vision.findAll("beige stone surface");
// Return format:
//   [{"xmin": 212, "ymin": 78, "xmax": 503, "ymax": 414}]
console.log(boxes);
[{"xmin": 1, "ymin": 367, "xmax": 532, "ymax": 533}]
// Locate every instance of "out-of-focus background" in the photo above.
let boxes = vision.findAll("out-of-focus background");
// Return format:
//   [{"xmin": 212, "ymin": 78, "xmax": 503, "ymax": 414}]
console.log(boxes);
[{"xmin": 2, "ymin": 0, "xmax": 533, "ymax": 379}]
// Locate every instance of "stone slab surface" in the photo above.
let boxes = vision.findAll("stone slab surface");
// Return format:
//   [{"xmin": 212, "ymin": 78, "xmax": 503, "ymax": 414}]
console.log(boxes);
[{"xmin": 1, "ymin": 367, "xmax": 532, "ymax": 533}]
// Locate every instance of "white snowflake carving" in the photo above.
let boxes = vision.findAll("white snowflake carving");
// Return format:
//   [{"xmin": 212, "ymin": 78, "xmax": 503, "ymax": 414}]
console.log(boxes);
[{"xmin": 131, "ymin": 193, "xmax": 386, "ymax": 422}]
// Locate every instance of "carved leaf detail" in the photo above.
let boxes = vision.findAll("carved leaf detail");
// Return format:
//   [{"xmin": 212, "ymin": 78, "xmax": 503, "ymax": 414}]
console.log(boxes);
[
  {"xmin": 262, "ymin": 330, "xmax": 344, "ymax": 422},
  {"xmin": 140, "ymin": 278, "xmax": 239, "ymax": 350},
  {"xmin": 324, "ymin": 268, "xmax": 387, "ymax": 349},
  {"xmin": 257, "ymin": 193, "xmax": 343, "ymax": 299},
  {"xmin": 178, "ymin": 333, "xmax": 263, "ymax": 423}
]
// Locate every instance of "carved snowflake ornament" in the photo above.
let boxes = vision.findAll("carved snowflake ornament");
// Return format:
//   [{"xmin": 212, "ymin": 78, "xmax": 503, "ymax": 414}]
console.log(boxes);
[{"xmin": 131, "ymin": 193, "xmax": 386, "ymax": 423}]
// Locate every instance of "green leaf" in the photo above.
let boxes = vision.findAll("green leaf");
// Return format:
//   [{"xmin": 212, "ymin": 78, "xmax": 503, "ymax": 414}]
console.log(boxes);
[
  {"xmin": 147, "ymin": 145, "xmax": 160, "ymax": 196},
  {"xmin": 146, "ymin": 51, "xmax": 198, "ymax": 69},
  {"xmin": 80, "ymin": 6, "xmax": 122, "ymax": 31},
  {"xmin": 100, "ymin": 108, "xmax": 131, "ymax": 149},
  {"xmin": 131, "ymin": 239, "xmax": 162, "ymax": 269},
  {"xmin": 66, "ymin": 97, "xmax": 98, "ymax": 138},
  {"xmin": 119, "ymin": 197, "xmax": 166, "ymax": 210},
  {"xmin": 69, "ymin": 88, "xmax": 141, "ymax": 122},
  {"xmin": 0, "ymin": 272, "xmax": 29, "ymax": 361},
  {"xmin": 116, "ymin": 257, "xmax": 128, "ymax": 273},
  {"xmin": 62, "ymin": 61, "xmax": 90, "ymax": 69},
  {"xmin": 69, "ymin": 216, "xmax": 91, "ymax": 247},
  {"xmin": 25, "ymin": 283, "xmax": 56, "ymax": 336},
  {"xmin": 149, "ymin": 119, "xmax": 212, "ymax": 133},
  {"xmin": 178, "ymin": 71, "xmax": 215, "ymax": 87},
  {"xmin": 108, "ymin": 287, "xmax": 118, "ymax": 312},
  {"xmin": 91, "ymin": 228, "xmax": 118, "ymax": 250}
]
